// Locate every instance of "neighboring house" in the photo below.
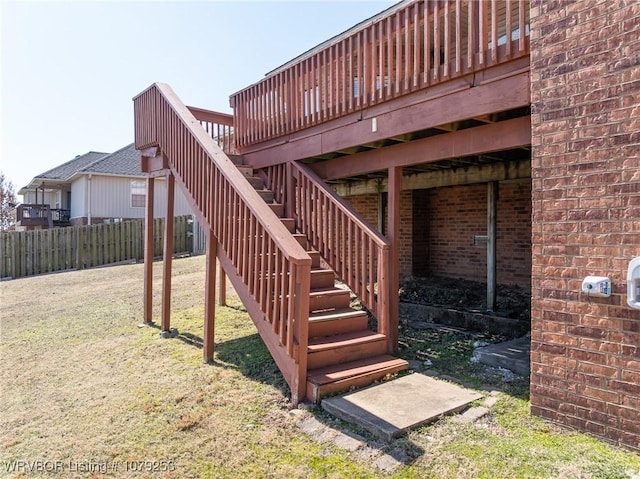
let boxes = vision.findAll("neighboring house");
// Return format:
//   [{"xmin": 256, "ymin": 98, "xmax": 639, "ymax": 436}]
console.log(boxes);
[
  {"xmin": 17, "ymin": 143, "xmax": 194, "ymax": 229},
  {"xmin": 133, "ymin": 0, "xmax": 639, "ymax": 451}
]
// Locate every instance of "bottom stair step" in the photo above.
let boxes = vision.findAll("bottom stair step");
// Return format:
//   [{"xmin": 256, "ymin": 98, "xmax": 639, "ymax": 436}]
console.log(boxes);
[{"xmin": 306, "ymin": 355, "xmax": 409, "ymax": 403}]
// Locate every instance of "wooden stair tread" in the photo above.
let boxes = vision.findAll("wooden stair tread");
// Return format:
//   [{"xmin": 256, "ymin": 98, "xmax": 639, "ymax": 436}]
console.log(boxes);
[
  {"xmin": 308, "ymin": 330, "xmax": 385, "ymax": 350},
  {"xmin": 311, "ymin": 268, "xmax": 335, "ymax": 274},
  {"xmin": 309, "ymin": 287, "xmax": 350, "ymax": 297},
  {"xmin": 307, "ymin": 355, "xmax": 408, "ymax": 385},
  {"xmin": 308, "ymin": 307, "xmax": 367, "ymax": 322}
]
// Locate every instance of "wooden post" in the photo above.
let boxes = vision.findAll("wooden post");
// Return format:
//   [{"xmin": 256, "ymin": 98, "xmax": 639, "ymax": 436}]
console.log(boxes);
[
  {"xmin": 285, "ymin": 161, "xmax": 294, "ymax": 221},
  {"xmin": 387, "ymin": 166, "xmax": 402, "ymax": 353},
  {"xmin": 161, "ymin": 173, "xmax": 175, "ymax": 334},
  {"xmin": 144, "ymin": 176, "xmax": 155, "ymax": 324},
  {"xmin": 487, "ymin": 181, "xmax": 498, "ymax": 311},
  {"xmin": 204, "ymin": 232, "xmax": 217, "ymax": 362},
  {"xmin": 218, "ymin": 263, "xmax": 227, "ymax": 306},
  {"xmin": 376, "ymin": 179, "xmax": 384, "ymax": 233}
]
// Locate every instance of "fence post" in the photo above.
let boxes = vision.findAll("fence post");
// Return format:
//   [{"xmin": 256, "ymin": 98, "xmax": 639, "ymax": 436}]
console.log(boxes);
[{"xmin": 76, "ymin": 226, "xmax": 84, "ymax": 270}]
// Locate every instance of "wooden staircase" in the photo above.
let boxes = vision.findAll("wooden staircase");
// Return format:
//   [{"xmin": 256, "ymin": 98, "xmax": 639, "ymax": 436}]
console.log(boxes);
[
  {"xmin": 230, "ymin": 154, "xmax": 407, "ymax": 402},
  {"xmin": 133, "ymin": 83, "xmax": 406, "ymax": 405}
]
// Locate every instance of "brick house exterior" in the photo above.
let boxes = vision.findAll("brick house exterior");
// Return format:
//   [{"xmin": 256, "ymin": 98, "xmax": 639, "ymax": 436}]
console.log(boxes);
[
  {"xmin": 530, "ymin": 0, "xmax": 639, "ymax": 450},
  {"xmin": 345, "ymin": 181, "xmax": 532, "ymax": 288},
  {"xmin": 135, "ymin": 0, "xmax": 638, "ymax": 451}
]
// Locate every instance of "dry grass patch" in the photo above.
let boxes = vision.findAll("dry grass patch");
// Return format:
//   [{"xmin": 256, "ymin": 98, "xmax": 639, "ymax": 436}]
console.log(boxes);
[
  {"xmin": 1, "ymin": 256, "xmax": 639, "ymax": 479},
  {"xmin": 0, "ymin": 257, "xmax": 380, "ymax": 479}
]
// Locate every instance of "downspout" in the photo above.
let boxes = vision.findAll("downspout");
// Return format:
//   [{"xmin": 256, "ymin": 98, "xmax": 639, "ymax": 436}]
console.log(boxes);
[{"xmin": 87, "ymin": 174, "xmax": 92, "ymax": 226}]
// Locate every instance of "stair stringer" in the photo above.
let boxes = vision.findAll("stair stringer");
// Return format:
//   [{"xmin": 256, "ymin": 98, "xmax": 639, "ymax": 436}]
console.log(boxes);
[{"xmin": 216, "ymin": 248, "xmax": 307, "ymax": 404}]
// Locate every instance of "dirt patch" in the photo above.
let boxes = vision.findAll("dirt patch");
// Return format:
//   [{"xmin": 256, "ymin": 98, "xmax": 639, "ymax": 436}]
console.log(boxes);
[{"xmin": 399, "ymin": 276, "xmax": 531, "ymax": 321}]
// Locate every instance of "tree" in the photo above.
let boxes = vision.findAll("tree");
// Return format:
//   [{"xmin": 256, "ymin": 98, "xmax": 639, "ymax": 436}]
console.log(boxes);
[{"xmin": 0, "ymin": 172, "xmax": 18, "ymax": 232}]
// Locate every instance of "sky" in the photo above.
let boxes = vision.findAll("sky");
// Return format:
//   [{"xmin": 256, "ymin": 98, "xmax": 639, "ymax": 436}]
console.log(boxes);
[{"xmin": 0, "ymin": 0, "xmax": 398, "ymax": 193}]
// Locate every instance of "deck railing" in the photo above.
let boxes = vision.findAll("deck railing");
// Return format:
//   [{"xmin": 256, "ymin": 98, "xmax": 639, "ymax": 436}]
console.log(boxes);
[
  {"xmin": 230, "ymin": 0, "xmax": 529, "ymax": 149},
  {"xmin": 16, "ymin": 204, "xmax": 70, "ymax": 228},
  {"xmin": 263, "ymin": 162, "xmax": 391, "ymax": 345},
  {"xmin": 133, "ymin": 83, "xmax": 312, "ymax": 401},
  {"xmin": 187, "ymin": 106, "xmax": 236, "ymax": 155}
]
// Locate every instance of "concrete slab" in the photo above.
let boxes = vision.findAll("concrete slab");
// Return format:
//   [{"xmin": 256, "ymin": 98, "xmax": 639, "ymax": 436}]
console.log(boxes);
[
  {"xmin": 473, "ymin": 335, "xmax": 530, "ymax": 377},
  {"xmin": 321, "ymin": 373, "xmax": 482, "ymax": 441}
]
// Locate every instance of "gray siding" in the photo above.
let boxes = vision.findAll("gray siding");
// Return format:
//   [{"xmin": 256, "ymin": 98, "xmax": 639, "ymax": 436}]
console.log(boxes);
[
  {"xmin": 71, "ymin": 177, "xmax": 87, "ymax": 219},
  {"xmin": 76, "ymin": 175, "xmax": 194, "ymax": 220}
]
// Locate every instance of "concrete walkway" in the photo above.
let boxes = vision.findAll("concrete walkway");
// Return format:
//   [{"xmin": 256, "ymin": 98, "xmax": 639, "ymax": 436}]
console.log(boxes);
[
  {"xmin": 473, "ymin": 335, "xmax": 531, "ymax": 377},
  {"xmin": 321, "ymin": 373, "xmax": 482, "ymax": 441}
]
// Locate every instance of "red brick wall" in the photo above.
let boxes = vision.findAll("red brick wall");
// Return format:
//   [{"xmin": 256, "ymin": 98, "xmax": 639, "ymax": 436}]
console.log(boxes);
[
  {"xmin": 530, "ymin": 0, "xmax": 640, "ymax": 450},
  {"xmin": 417, "ymin": 183, "xmax": 488, "ymax": 281},
  {"xmin": 344, "ymin": 181, "xmax": 531, "ymax": 287},
  {"xmin": 498, "ymin": 180, "xmax": 533, "ymax": 286},
  {"xmin": 412, "ymin": 181, "xmax": 531, "ymax": 287}
]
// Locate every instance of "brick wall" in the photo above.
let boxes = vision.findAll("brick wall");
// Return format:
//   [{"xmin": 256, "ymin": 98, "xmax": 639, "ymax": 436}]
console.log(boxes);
[
  {"xmin": 412, "ymin": 181, "xmax": 532, "ymax": 287},
  {"xmin": 530, "ymin": 0, "xmax": 640, "ymax": 450},
  {"xmin": 344, "ymin": 181, "xmax": 531, "ymax": 287},
  {"xmin": 498, "ymin": 180, "xmax": 533, "ymax": 286},
  {"xmin": 416, "ymin": 183, "xmax": 488, "ymax": 281}
]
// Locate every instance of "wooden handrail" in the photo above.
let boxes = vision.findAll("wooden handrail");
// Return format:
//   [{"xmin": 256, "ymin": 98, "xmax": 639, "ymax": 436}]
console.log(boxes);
[
  {"xmin": 134, "ymin": 83, "xmax": 311, "ymax": 401},
  {"xmin": 187, "ymin": 106, "xmax": 237, "ymax": 155},
  {"xmin": 263, "ymin": 161, "xmax": 392, "ymax": 345},
  {"xmin": 230, "ymin": 0, "xmax": 530, "ymax": 149}
]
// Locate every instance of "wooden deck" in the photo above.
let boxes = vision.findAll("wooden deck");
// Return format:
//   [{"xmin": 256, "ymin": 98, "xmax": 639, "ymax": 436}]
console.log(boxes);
[
  {"xmin": 16, "ymin": 204, "xmax": 70, "ymax": 229},
  {"xmin": 230, "ymin": 0, "xmax": 530, "ymax": 170}
]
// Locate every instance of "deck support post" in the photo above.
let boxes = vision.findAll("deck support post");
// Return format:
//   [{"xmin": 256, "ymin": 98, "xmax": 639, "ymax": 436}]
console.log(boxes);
[
  {"xmin": 204, "ymin": 232, "xmax": 217, "ymax": 362},
  {"xmin": 218, "ymin": 264, "xmax": 227, "ymax": 306},
  {"xmin": 285, "ymin": 161, "xmax": 294, "ymax": 220},
  {"xmin": 388, "ymin": 166, "xmax": 402, "ymax": 353},
  {"xmin": 487, "ymin": 181, "xmax": 498, "ymax": 311},
  {"xmin": 143, "ymin": 176, "xmax": 155, "ymax": 324},
  {"xmin": 161, "ymin": 172, "xmax": 175, "ymax": 335}
]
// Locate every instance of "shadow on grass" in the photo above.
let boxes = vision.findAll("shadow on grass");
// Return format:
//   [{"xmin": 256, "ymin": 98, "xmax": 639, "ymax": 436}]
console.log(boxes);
[
  {"xmin": 147, "ymin": 321, "xmax": 290, "ymax": 396},
  {"xmin": 145, "ymin": 321, "xmax": 428, "ymax": 464},
  {"xmin": 213, "ymin": 332, "xmax": 290, "ymax": 396}
]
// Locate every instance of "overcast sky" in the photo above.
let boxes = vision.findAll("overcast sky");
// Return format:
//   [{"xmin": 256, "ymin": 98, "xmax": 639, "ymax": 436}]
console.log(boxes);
[{"xmin": 0, "ymin": 0, "xmax": 397, "ymax": 192}]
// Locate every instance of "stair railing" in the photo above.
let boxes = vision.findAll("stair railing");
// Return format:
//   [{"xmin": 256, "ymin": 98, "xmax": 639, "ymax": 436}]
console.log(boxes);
[
  {"xmin": 263, "ymin": 162, "xmax": 392, "ymax": 344},
  {"xmin": 134, "ymin": 83, "xmax": 311, "ymax": 403}
]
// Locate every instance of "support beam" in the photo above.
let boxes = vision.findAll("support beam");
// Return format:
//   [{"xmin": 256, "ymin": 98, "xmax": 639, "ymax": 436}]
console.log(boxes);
[
  {"xmin": 377, "ymin": 180, "xmax": 385, "ymax": 233},
  {"xmin": 218, "ymin": 264, "xmax": 227, "ymax": 306},
  {"xmin": 314, "ymin": 116, "xmax": 531, "ymax": 181},
  {"xmin": 487, "ymin": 181, "xmax": 498, "ymax": 311},
  {"xmin": 387, "ymin": 166, "xmax": 402, "ymax": 353},
  {"xmin": 243, "ymin": 69, "xmax": 530, "ymax": 168},
  {"xmin": 161, "ymin": 173, "xmax": 175, "ymax": 334},
  {"xmin": 143, "ymin": 176, "xmax": 155, "ymax": 324},
  {"xmin": 204, "ymin": 233, "xmax": 217, "ymax": 362},
  {"xmin": 333, "ymin": 158, "xmax": 531, "ymax": 197}
]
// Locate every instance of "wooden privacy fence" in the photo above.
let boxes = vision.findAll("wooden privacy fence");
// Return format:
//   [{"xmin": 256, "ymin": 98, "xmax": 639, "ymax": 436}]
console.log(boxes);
[{"xmin": 0, "ymin": 215, "xmax": 195, "ymax": 280}]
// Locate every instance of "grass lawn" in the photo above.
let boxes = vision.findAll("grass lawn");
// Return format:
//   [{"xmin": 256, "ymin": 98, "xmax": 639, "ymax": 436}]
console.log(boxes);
[{"xmin": 1, "ymin": 256, "xmax": 639, "ymax": 478}]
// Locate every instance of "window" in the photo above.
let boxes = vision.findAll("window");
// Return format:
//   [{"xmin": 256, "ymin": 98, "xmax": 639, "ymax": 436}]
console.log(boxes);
[{"xmin": 131, "ymin": 181, "xmax": 146, "ymax": 208}]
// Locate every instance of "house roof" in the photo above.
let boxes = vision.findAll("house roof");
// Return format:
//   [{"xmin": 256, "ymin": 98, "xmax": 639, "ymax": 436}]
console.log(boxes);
[
  {"xmin": 33, "ymin": 151, "xmax": 109, "ymax": 182},
  {"xmin": 21, "ymin": 144, "xmax": 142, "ymax": 193},
  {"xmin": 79, "ymin": 143, "xmax": 141, "ymax": 177}
]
